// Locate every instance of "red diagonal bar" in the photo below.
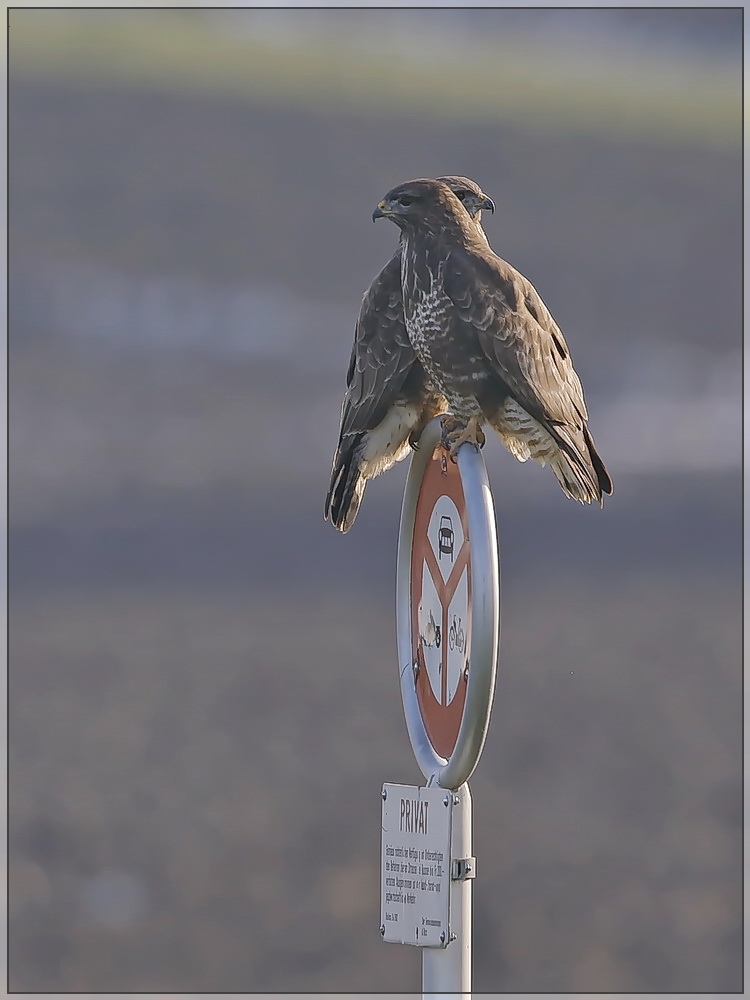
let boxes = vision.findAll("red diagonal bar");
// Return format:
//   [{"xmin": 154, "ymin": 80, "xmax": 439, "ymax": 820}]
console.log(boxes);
[
  {"xmin": 423, "ymin": 538, "xmax": 447, "ymax": 603},
  {"xmin": 444, "ymin": 541, "xmax": 470, "ymax": 603}
]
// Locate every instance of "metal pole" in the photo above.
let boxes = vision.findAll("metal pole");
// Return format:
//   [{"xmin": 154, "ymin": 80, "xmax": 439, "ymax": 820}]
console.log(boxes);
[{"xmin": 422, "ymin": 783, "xmax": 472, "ymax": 998}]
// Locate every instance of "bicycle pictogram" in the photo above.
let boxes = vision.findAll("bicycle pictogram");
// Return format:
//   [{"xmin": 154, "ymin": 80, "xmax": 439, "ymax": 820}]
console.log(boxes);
[{"xmin": 448, "ymin": 615, "xmax": 465, "ymax": 653}]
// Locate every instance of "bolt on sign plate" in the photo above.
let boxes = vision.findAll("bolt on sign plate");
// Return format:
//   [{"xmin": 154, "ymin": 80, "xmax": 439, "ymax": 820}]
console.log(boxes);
[
  {"xmin": 380, "ymin": 783, "xmax": 452, "ymax": 948},
  {"xmin": 396, "ymin": 418, "xmax": 500, "ymax": 790}
]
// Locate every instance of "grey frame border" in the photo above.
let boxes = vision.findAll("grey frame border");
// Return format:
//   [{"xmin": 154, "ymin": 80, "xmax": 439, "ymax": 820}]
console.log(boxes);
[{"xmin": 395, "ymin": 417, "xmax": 500, "ymax": 790}]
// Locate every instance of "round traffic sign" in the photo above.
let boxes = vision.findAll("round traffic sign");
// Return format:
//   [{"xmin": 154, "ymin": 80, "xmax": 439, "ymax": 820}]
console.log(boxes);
[
  {"xmin": 411, "ymin": 446, "xmax": 470, "ymax": 758},
  {"xmin": 396, "ymin": 417, "xmax": 500, "ymax": 790}
]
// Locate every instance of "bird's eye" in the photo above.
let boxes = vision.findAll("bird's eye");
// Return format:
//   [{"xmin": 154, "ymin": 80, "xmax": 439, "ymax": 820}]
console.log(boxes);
[
  {"xmin": 454, "ymin": 190, "xmax": 469, "ymax": 202},
  {"xmin": 398, "ymin": 194, "xmax": 416, "ymax": 207}
]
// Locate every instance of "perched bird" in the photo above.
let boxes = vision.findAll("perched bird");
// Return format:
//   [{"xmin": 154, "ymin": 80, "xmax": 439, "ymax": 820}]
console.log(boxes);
[
  {"xmin": 371, "ymin": 178, "xmax": 612, "ymax": 506},
  {"xmin": 325, "ymin": 176, "xmax": 495, "ymax": 533}
]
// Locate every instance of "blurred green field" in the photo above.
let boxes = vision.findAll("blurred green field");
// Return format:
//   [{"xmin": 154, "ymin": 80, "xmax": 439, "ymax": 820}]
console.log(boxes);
[{"xmin": 9, "ymin": 10, "xmax": 740, "ymax": 147}]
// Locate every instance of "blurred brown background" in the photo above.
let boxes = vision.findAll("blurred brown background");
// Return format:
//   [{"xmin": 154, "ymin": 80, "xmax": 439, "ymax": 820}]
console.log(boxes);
[{"xmin": 9, "ymin": 8, "xmax": 742, "ymax": 993}]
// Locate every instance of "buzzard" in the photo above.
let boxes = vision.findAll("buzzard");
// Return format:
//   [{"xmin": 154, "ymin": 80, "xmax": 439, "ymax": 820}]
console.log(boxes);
[
  {"xmin": 371, "ymin": 178, "xmax": 612, "ymax": 506},
  {"xmin": 325, "ymin": 176, "xmax": 495, "ymax": 533}
]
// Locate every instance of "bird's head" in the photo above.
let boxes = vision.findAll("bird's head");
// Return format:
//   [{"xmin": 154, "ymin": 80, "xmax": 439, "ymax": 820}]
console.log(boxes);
[
  {"xmin": 436, "ymin": 175, "xmax": 495, "ymax": 221},
  {"xmin": 373, "ymin": 178, "xmax": 477, "ymax": 238}
]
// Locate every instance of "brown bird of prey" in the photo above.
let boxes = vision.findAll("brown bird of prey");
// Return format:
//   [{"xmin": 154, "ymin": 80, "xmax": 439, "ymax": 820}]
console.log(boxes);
[
  {"xmin": 325, "ymin": 176, "xmax": 496, "ymax": 532},
  {"xmin": 370, "ymin": 177, "xmax": 612, "ymax": 506}
]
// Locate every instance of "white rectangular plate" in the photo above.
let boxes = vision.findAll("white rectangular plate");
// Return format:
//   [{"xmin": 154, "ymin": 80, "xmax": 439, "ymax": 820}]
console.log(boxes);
[{"xmin": 380, "ymin": 782, "xmax": 452, "ymax": 948}]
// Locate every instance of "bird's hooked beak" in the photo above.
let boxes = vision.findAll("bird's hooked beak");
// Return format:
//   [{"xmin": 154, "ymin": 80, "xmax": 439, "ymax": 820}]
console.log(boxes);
[
  {"xmin": 372, "ymin": 200, "xmax": 389, "ymax": 222},
  {"xmin": 480, "ymin": 195, "xmax": 495, "ymax": 214}
]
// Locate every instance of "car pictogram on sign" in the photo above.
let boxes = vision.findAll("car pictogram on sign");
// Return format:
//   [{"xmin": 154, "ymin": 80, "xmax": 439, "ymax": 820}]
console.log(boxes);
[{"xmin": 438, "ymin": 516, "xmax": 455, "ymax": 560}]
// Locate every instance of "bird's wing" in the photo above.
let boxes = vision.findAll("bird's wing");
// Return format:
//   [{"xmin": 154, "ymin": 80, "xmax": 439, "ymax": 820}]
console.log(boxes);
[
  {"xmin": 441, "ymin": 248, "xmax": 589, "ymax": 430},
  {"xmin": 337, "ymin": 252, "xmax": 420, "ymax": 438}
]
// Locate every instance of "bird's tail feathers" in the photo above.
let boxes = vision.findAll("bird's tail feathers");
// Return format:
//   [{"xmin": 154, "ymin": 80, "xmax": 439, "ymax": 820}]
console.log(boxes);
[
  {"xmin": 549, "ymin": 448, "xmax": 601, "ymax": 505},
  {"xmin": 325, "ymin": 437, "xmax": 366, "ymax": 533},
  {"xmin": 583, "ymin": 424, "xmax": 613, "ymax": 498},
  {"xmin": 492, "ymin": 399, "xmax": 605, "ymax": 505},
  {"xmin": 550, "ymin": 427, "xmax": 608, "ymax": 506}
]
